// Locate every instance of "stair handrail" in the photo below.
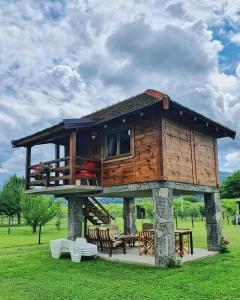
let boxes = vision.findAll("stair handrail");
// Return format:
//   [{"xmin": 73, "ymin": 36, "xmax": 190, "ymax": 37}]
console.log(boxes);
[{"xmin": 89, "ymin": 197, "xmax": 115, "ymax": 221}]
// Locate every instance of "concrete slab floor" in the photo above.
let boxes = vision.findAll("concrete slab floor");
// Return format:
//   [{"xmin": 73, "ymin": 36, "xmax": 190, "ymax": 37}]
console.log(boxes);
[{"xmin": 98, "ymin": 247, "xmax": 218, "ymax": 266}]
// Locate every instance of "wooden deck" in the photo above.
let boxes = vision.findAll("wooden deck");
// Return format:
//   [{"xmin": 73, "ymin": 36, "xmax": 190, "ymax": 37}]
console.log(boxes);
[{"xmin": 25, "ymin": 185, "xmax": 103, "ymax": 195}]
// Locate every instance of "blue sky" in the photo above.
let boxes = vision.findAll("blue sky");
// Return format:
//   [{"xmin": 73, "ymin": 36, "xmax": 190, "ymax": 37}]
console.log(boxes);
[{"xmin": 0, "ymin": 0, "xmax": 240, "ymax": 184}]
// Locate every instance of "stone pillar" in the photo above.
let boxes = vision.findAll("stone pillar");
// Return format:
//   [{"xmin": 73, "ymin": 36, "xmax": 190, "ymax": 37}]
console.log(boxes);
[
  {"xmin": 153, "ymin": 188, "xmax": 175, "ymax": 267},
  {"xmin": 204, "ymin": 192, "xmax": 222, "ymax": 251},
  {"xmin": 67, "ymin": 197, "xmax": 85, "ymax": 240},
  {"xmin": 123, "ymin": 198, "xmax": 136, "ymax": 234}
]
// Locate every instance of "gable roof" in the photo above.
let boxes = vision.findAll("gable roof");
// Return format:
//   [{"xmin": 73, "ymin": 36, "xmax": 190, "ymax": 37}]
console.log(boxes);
[
  {"xmin": 11, "ymin": 89, "xmax": 236, "ymax": 147},
  {"xmin": 85, "ymin": 89, "xmax": 169, "ymax": 124}
]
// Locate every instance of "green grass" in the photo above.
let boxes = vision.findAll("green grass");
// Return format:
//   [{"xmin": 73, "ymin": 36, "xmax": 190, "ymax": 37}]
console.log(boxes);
[{"xmin": 0, "ymin": 220, "xmax": 239, "ymax": 299}]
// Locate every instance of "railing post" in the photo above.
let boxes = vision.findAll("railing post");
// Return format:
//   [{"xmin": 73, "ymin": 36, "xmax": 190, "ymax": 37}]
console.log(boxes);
[
  {"xmin": 55, "ymin": 144, "xmax": 60, "ymax": 186},
  {"xmin": 69, "ymin": 131, "xmax": 77, "ymax": 185},
  {"xmin": 25, "ymin": 146, "xmax": 31, "ymax": 190},
  {"xmin": 45, "ymin": 169, "xmax": 50, "ymax": 187}
]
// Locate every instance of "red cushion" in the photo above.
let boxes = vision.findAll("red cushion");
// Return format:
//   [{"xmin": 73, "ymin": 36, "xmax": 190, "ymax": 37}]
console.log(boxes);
[
  {"xmin": 82, "ymin": 161, "xmax": 97, "ymax": 168},
  {"xmin": 78, "ymin": 170, "xmax": 96, "ymax": 178},
  {"xmin": 76, "ymin": 161, "xmax": 97, "ymax": 178}
]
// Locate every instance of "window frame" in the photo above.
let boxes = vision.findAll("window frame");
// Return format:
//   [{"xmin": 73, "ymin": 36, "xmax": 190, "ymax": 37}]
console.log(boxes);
[{"xmin": 104, "ymin": 126, "xmax": 134, "ymax": 161}]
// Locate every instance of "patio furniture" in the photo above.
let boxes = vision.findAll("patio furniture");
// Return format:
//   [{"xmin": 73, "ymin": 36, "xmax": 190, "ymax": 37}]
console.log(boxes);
[
  {"xmin": 76, "ymin": 161, "xmax": 99, "ymax": 186},
  {"xmin": 108, "ymin": 224, "xmax": 121, "ymax": 240},
  {"xmin": 87, "ymin": 224, "xmax": 126, "ymax": 257},
  {"xmin": 138, "ymin": 231, "xmax": 155, "ymax": 256},
  {"xmin": 121, "ymin": 234, "xmax": 138, "ymax": 247},
  {"xmin": 73, "ymin": 238, "xmax": 98, "ymax": 262},
  {"xmin": 87, "ymin": 225, "xmax": 102, "ymax": 249},
  {"xmin": 50, "ymin": 238, "xmax": 72, "ymax": 259},
  {"xmin": 98, "ymin": 226, "xmax": 126, "ymax": 257},
  {"xmin": 175, "ymin": 229, "xmax": 193, "ymax": 257},
  {"xmin": 50, "ymin": 238, "xmax": 98, "ymax": 263}
]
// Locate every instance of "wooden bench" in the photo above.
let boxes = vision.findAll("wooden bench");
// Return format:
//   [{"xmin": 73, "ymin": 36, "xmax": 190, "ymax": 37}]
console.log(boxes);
[{"xmin": 87, "ymin": 225, "xmax": 126, "ymax": 257}]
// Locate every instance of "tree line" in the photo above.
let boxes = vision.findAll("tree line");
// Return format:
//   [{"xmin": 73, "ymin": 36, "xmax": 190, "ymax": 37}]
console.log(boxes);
[{"xmin": 0, "ymin": 175, "xmax": 62, "ymax": 244}]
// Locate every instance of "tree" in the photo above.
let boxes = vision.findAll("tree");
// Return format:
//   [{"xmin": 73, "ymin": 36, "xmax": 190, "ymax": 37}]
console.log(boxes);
[
  {"xmin": 220, "ymin": 171, "xmax": 240, "ymax": 198},
  {"xmin": 0, "ymin": 175, "xmax": 24, "ymax": 234},
  {"xmin": 21, "ymin": 194, "xmax": 58, "ymax": 244},
  {"xmin": 55, "ymin": 200, "xmax": 64, "ymax": 231}
]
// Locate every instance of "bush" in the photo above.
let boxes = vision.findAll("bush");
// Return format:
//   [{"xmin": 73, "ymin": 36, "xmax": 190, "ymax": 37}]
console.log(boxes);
[
  {"xmin": 220, "ymin": 237, "xmax": 230, "ymax": 254},
  {"xmin": 168, "ymin": 255, "xmax": 182, "ymax": 268}
]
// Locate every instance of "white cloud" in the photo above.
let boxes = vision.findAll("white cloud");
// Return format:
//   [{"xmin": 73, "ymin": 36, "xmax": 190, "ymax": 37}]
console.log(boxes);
[
  {"xmin": 224, "ymin": 151, "xmax": 240, "ymax": 170},
  {"xmin": 0, "ymin": 0, "xmax": 240, "ymax": 181},
  {"xmin": 230, "ymin": 33, "xmax": 240, "ymax": 44},
  {"xmin": 236, "ymin": 63, "xmax": 240, "ymax": 77}
]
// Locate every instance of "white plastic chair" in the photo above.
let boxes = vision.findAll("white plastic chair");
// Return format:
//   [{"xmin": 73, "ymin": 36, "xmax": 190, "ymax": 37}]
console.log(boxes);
[{"xmin": 50, "ymin": 238, "xmax": 98, "ymax": 263}]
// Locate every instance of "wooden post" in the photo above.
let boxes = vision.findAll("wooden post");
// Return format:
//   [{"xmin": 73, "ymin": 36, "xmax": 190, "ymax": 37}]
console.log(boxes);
[
  {"xmin": 123, "ymin": 198, "xmax": 136, "ymax": 234},
  {"xmin": 25, "ymin": 146, "xmax": 31, "ymax": 190},
  {"xmin": 64, "ymin": 144, "xmax": 68, "ymax": 185},
  {"xmin": 69, "ymin": 131, "xmax": 77, "ymax": 185},
  {"xmin": 55, "ymin": 144, "xmax": 60, "ymax": 185},
  {"xmin": 84, "ymin": 216, "xmax": 88, "ymax": 238}
]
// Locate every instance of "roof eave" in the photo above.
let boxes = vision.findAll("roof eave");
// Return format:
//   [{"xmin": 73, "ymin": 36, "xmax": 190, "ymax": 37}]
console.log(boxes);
[
  {"xmin": 11, "ymin": 123, "xmax": 65, "ymax": 148},
  {"xmin": 168, "ymin": 100, "xmax": 236, "ymax": 140}
]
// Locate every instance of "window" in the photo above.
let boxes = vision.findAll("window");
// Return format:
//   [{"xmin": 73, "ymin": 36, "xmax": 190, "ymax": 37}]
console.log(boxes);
[{"xmin": 106, "ymin": 129, "xmax": 132, "ymax": 158}]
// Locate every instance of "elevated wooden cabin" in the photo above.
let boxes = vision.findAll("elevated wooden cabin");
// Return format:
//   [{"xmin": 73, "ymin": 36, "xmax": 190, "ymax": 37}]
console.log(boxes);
[
  {"xmin": 12, "ymin": 89, "xmax": 236, "ymax": 267},
  {"xmin": 12, "ymin": 89, "xmax": 235, "ymax": 194}
]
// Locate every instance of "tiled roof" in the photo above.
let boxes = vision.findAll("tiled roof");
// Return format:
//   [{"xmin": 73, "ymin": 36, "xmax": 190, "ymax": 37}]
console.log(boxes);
[{"xmin": 86, "ymin": 89, "xmax": 169, "ymax": 124}]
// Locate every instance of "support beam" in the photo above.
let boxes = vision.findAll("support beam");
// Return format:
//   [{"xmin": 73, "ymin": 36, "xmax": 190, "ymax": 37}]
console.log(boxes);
[
  {"xmin": 204, "ymin": 192, "xmax": 222, "ymax": 251},
  {"xmin": 69, "ymin": 131, "xmax": 77, "ymax": 185},
  {"xmin": 67, "ymin": 197, "xmax": 86, "ymax": 240},
  {"xmin": 123, "ymin": 198, "xmax": 136, "ymax": 234},
  {"xmin": 153, "ymin": 188, "xmax": 175, "ymax": 267},
  {"xmin": 25, "ymin": 146, "xmax": 31, "ymax": 190}
]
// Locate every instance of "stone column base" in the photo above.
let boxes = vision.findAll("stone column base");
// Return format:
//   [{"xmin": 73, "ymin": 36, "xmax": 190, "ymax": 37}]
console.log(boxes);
[
  {"xmin": 204, "ymin": 192, "xmax": 222, "ymax": 251},
  {"xmin": 153, "ymin": 188, "xmax": 175, "ymax": 267},
  {"xmin": 67, "ymin": 196, "xmax": 86, "ymax": 240}
]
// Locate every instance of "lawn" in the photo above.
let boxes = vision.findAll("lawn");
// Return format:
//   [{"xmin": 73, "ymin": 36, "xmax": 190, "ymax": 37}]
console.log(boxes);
[{"xmin": 0, "ymin": 219, "xmax": 239, "ymax": 300}]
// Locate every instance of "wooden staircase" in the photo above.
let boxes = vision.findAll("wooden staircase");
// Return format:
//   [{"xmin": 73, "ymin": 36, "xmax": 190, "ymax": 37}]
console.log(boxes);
[{"xmin": 83, "ymin": 197, "xmax": 115, "ymax": 227}]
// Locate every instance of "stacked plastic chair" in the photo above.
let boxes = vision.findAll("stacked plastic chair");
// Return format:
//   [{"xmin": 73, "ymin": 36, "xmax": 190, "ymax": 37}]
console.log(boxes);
[{"xmin": 50, "ymin": 238, "xmax": 98, "ymax": 263}]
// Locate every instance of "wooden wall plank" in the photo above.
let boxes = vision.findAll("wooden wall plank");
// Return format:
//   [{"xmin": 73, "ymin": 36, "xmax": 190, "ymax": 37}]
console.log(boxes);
[
  {"xmin": 25, "ymin": 146, "xmax": 31, "ymax": 190},
  {"xmin": 102, "ymin": 116, "xmax": 161, "ymax": 186},
  {"xmin": 162, "ymin": 118, "xmax": 218, "ymax": 187},
  {"xmin": 194, "ymin": 131, "xmax": 217, "ymax": 187}
]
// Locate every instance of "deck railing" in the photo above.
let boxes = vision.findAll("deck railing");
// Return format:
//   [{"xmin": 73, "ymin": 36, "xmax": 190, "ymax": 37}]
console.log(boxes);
[{"xmin": 27, "ymin": 156, "xmax": 101, "ymax": 189}]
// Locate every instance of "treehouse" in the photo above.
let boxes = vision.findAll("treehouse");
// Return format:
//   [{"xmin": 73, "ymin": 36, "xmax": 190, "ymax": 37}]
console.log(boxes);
[{"xmin": 12, "ymin": 89, "xmax": 236, "ymax": 267}]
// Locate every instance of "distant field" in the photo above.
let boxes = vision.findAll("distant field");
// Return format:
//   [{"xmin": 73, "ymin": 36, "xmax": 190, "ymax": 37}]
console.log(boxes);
[{"xmin": 0, "ymin": 218, "xmax": 240, "ymax": 299}]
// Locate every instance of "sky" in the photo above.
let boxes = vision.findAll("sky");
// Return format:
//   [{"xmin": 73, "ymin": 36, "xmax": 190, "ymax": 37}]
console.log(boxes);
[{"xmin": 0, "ymin": 0, "xmax": 240, "ymax": 184}]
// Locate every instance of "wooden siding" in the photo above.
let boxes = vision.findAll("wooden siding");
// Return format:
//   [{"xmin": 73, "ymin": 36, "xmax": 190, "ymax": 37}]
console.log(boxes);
[
  {"xmin": 90, "ymin": 114, "xmax": 219, "ymax": 188},
  {"xmin": 134, "ymin": 118, "xmax": 161, "ymax": 183},
  {"xmin": 102, "ymin": 117, "xmax": 161, "ymax": 186},
  {"xmin": 163, "ymin": 118, "xmax": 193, "ymax": 184},
  {"xmin": 194, "ymin": 131, "xmax": 218, "ymax": 186},
  {"xmin": 162, "ymin": 118, "xmax": 218, "ymax": 187}
]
